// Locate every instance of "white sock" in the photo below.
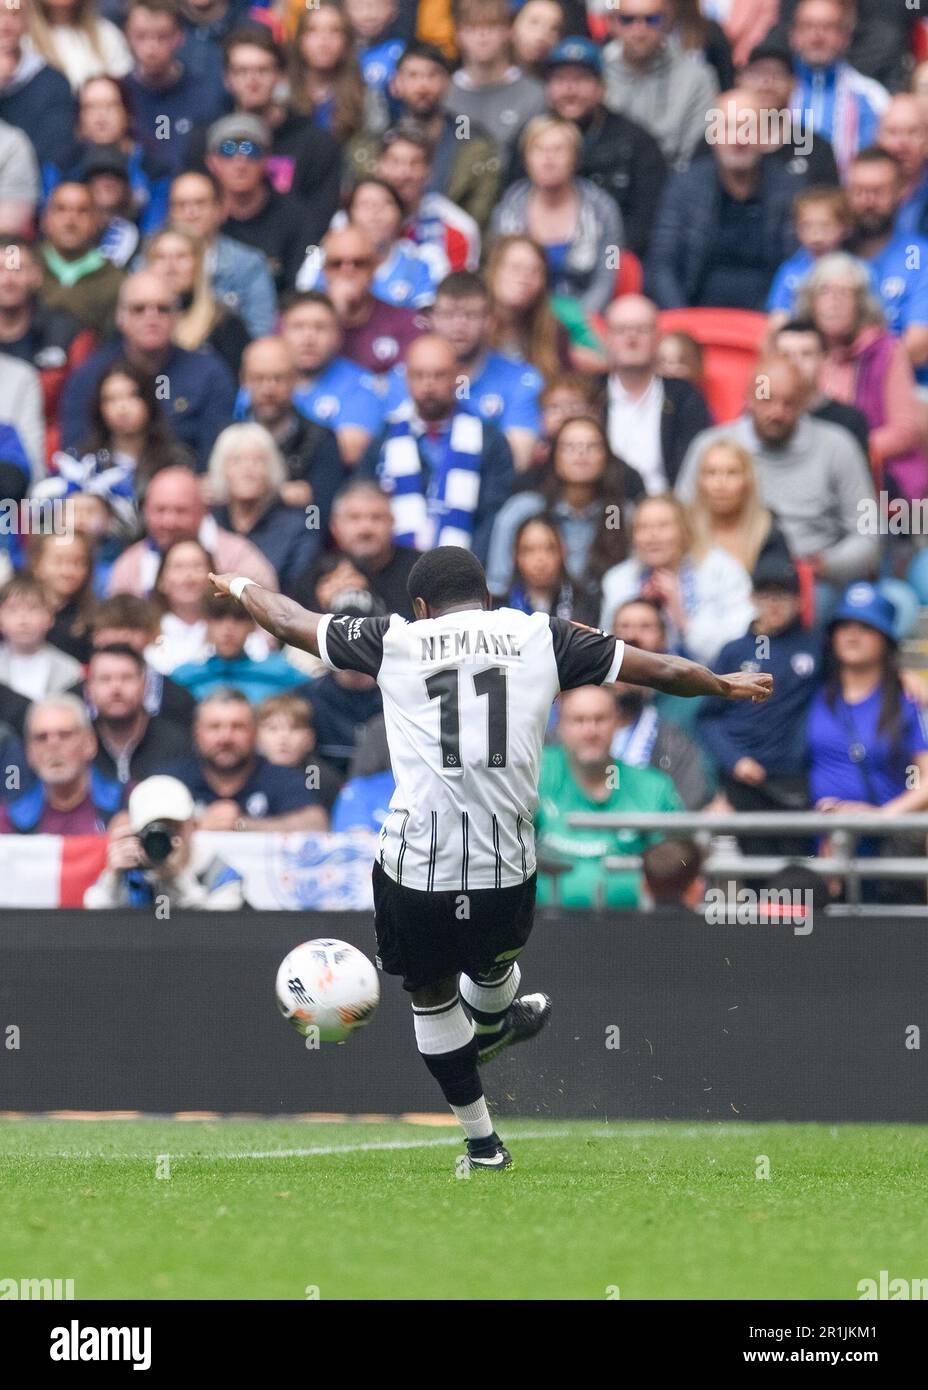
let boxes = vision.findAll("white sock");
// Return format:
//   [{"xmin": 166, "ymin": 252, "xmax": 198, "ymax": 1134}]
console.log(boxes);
[
  {"xmin": 450, "ymin": 1097, "xmax": 494, "ymax": 1141},
  {"xmin": 411, "ymin": 997, "xmax": 474, "ymax": 1054},
  {"xmin": 460, "ymin": 963, "xmax": 521, "ymax": 1034}
]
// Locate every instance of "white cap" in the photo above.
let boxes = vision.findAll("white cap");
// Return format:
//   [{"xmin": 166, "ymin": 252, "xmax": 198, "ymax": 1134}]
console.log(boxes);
[{"xmin": 128, "ymin": 776, "xmax": 195, "ymax": 832}]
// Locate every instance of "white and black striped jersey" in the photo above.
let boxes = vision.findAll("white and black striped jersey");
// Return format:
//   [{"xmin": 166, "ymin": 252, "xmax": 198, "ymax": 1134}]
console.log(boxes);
[{"xmin": 317, "ymin": 607, "xmax": 624, "ymax": 892}]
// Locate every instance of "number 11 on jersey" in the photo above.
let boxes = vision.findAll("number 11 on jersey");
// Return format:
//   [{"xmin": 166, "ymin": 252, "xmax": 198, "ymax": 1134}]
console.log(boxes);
[{"xmin": 425, "ymin": 665, "xmax": 508, "ymax": 770}]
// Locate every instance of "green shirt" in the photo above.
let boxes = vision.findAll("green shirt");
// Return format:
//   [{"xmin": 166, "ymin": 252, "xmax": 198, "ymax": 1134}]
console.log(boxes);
[{"xmin": 535, "ymin": 745, "xmax": 681, "ymax": 908}]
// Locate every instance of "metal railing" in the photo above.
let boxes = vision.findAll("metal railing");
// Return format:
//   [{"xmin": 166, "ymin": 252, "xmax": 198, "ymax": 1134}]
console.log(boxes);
[{"xmin": 552, "ymin": 812, "xmax": 928, "ymax": 913}]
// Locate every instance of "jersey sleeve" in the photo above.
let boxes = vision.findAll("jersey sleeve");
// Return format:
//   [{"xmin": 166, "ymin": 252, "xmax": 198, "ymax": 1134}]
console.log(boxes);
[
  {"xmin": 340, "ymin": 374, "xmax": 389, "ymax": 434},
  {"xmin": 549, "ymin": 617, "xmax": 624, "ymax": 691},
  {"xmin": 317, "ymin": 614, "xmax": 391, "ymax": 677}
]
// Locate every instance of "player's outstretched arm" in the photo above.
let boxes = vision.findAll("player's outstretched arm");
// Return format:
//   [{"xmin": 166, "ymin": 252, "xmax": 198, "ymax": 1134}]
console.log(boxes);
[
  {"xmin": 618, "ymin": 646, "xmax": 773, "ymax": 703},
  {"xmin": 209, "ymin": 574, "xmax": 324, "ymax": 656}
]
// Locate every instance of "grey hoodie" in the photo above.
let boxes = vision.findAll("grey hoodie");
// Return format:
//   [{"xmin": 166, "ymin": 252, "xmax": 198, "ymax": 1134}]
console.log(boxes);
[
  {"xmin": 0, "ymin": 117, "xmax": 38, "ymax": 208},
  {"xmin": 602, "ymin": 40, "xmax": 717, "ymax": 170}
]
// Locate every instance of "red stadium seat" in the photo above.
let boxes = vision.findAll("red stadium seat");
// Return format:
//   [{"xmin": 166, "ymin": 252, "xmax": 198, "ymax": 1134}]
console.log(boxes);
[
  {"xmin": 588, "ymin": 253, "xmax": 646, "ymax": 345},
  {"xmin": 914, "ymin": 19, "xmax": 928, "ymax": 61},
  {"xmin": 614, "ymin": 249, "xmax": 643, "ymax": 299},
  {"xmin": 794, "ymin": 558, "xmax": 817, "ymax": 629},
  {"xmin": 656, "ymin": 308, "xmax": 768, "ymax": 423}
]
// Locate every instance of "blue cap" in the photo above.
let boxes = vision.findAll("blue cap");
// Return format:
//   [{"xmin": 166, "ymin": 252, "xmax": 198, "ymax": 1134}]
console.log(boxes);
[
  {"xmin": 545, "ymin": 38, "xmax": 603, "ymax": 77},
  {"xmin": 830, "ymin": 583, "xmax": 897, "ymax": 642}
]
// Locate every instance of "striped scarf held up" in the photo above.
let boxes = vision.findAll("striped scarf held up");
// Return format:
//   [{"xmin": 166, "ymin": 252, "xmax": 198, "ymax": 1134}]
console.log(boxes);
[{"xmin": 379, "ymin": 411, "xmax": 483, "ymax": 552}]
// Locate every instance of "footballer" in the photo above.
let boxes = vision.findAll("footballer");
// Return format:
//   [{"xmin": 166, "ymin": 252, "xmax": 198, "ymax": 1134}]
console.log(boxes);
[{"xmin": 210, "ymin": 549, "xmax": 772, "ymax": 1173}]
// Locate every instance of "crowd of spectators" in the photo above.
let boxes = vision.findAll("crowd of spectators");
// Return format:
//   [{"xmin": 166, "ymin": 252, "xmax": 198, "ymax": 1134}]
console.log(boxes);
[{"xmin": 3, "ymin": 0, "xmax": 928, "ymax": 909}]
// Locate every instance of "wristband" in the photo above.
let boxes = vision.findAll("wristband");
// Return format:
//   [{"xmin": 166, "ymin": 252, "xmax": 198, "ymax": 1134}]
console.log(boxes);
[{"xmin": 230, "ymin": 577, "xmax": 256, "ymax": 601}]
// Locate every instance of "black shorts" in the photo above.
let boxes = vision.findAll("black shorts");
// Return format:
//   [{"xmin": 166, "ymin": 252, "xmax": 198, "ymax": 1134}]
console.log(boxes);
[{"xmin": 371, "ymin": 860, "xmax": 537, "ymax": 992}]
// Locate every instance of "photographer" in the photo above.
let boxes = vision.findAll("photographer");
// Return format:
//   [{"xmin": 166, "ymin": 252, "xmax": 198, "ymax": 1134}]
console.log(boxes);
[{"xmin": 84, "ymin": 775, "xmax": 245, "ymax": 910}]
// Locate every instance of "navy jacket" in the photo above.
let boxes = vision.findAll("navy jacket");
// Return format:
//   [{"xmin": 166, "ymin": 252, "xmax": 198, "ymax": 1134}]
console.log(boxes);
[
  {"xmin": 0, "ymin": 62, "xmax": 76, "ymax": 172},
  {"xmin": 60, "ymin": 340, "xmax": 236, "ymax": 468},
  {"xmin": 212, "ymin": 499, "xmax": 322, "ymax": 594},
  {"xmin": 123, "ymin": 65, "xmax": 226, "ymax": 175},
  {"xmin": 295, "ymin": 678, "xmax": 383, "ymax": 776},
  {"xmin": 696, "ymin": 620, "xmax": 823, "ymax": 777},
  {"xmin": 646, "ymin": 152, "xmax": 801, "ymax": 310}
]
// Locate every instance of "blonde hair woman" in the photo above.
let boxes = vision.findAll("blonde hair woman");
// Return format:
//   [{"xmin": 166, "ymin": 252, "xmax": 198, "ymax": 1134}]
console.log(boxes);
[
  {"xmin": 145, "ymin": 227, "xmax": 249, "ymax": 376},
  {"xmin": 28, "ymin": 0, "xmax": 131, "ymax": 92},
  {"xmin": 207, "ymin": 424, "xmax": 314, "ymax": 593},
  {"xmin": 688, "ymin": 438, "xmax": 790, "ymax": 575},
  {"xmin": 490, "ymin": 114, "xmax": 623, "ymax": 314},
  {"xmin": 599, "ymin": 493, "xmax": 754, "ymax": 664}
]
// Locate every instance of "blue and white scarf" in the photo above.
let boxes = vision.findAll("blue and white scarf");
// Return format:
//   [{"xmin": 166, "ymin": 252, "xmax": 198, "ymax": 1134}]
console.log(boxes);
[
  {"xmin": 35, "ymin": 450, "xmax": 139, "ymax": 537},
  {"xmin": 378, "ymin": 408, "xmax": 483, "ymax": 552},
  {"xmin": 611, "ymin": 703, "xmax": 660, "ymax": 767}
]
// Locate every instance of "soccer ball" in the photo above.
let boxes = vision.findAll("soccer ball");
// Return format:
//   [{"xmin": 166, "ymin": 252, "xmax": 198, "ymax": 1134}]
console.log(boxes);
[{"xmin": 275, "ymin": 939, "xmax": 380, "ymax": 1043}]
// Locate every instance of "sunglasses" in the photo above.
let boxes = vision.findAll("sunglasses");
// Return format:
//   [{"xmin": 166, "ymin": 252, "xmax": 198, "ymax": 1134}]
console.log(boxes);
[
  {"xmin": 327, "ymin": 256, "xmax": 372, "ymax": 270},
  {"xmin": 124, "ymin": 302, "xmax": 174, "ymax": 315},
  {"xmin": 616, "ymin": 13, "xmax": 664, "ymax": 27},
  {"xmin": 217, "ymin": 139, "xmax": 264, "ymax": 160}
]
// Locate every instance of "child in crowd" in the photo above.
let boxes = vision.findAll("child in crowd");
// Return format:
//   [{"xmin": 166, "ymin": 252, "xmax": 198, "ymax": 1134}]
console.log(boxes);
[
  {"xmin": 171, "ymin": 594, "xmax": 307, "ymax": 704},
  {"xmin": 655, "ymin": 331, "xmax": 706, "ymax": 391},
  {"xmin": 255, "ymin": 690, "xmax": 344, "ymax": 811},
  {"xmin": 0, "ymin": 575, "xmax": 84, "ymax": 700},
  {"xmin": 766, "ymin": 187, "xmax": 855, "ymax": 331}
]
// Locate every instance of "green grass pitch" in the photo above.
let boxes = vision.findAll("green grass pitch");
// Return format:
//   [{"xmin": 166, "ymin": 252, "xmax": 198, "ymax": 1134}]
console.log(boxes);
[{"xmin": 1, "ymin": 1119, "xmax": 926, "ymax": 1300}]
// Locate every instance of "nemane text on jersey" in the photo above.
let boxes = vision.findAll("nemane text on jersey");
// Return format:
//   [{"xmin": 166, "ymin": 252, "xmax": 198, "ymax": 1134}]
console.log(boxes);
[{"xmin": 418, "ymin": 630, "xmax": 523, "ymax": 662}]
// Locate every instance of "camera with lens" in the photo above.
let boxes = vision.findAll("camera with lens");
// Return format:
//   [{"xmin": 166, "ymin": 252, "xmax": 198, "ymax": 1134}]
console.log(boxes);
[
  {"xmin": 139, "ymin": 819, "xmax": 177, "ymax": 865},
  {"xmin": 128, "ymin": 778, "xmax": 195, "ymax": 872}
]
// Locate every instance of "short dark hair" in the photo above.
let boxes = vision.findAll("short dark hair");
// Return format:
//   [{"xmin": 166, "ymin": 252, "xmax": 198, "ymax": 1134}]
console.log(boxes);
[
  {"xmin": 616, "ymin": 596, "xmax": 667, "ymax": 635},
  {"xmin": 642, "ymin": 838, "xmax": 702, "ymax": 906},
  {"xmin": 435, "ymin": 270, "xmax": 488, "ymax": 303},
  {"xmin": 196, "ymin": 686, "xmax": 253, "ymax": 716},
  {"xmin": 127, "ymin": 0, "xmax": 181, "ymax": 25},
  {"xmin": 90, "ymin": 594, "xmax": 160, "ymax": 637},
  {"xmin": 346, "ymin": 177, "xmax": 404, "ymax": 219},
  {"xmin": 89, "ymin": 642, "xmax": 146, "ymax": 673},
  {"xmin": 204, "ymin": 593, "xmax": 251, "ymax": 621},
  {"xmin": 852, "ymin": 146, "xmax": 902, "ymax": 177},
  {"xmin": 776, "ymin": 318, "xmax": 827, "ymax": 350},
  {"xmin": 407, "ymin": 547, "xmax": 488, "ymax": 612},
  {"xmin": 380, "ymin": 122, "xmax": 433, "ymax": 158},
  {"xmin": 397, "ymin": 40, "xmax": 453, "ymax": 74},
  {"xmin": 0, "ymin": 574, "xmax": 51, "ymax": 609},
  {"xmin": 170, "ymin": 168, "xmax": 223, "ymax": 202},
  {"xmin": 279, "ymin": 289, "xmax": 336, "ymax": 318},
  {"xmin": 332, "ymin": 477, "xmax": 390, "ymax": 510},
  {"xmin": 222, "ymin": 24, "xmax": 282, "ymax": 69}
]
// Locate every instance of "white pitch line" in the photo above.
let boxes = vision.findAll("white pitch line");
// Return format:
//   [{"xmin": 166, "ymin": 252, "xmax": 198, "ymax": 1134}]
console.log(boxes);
[
  {"xmin": 39, "ymin": 1131, "xmax": 570, "ymax": 1161},
  {"xmin": 29, "ymin": 1123, "xmax": 763, "ymax": 1162}
]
